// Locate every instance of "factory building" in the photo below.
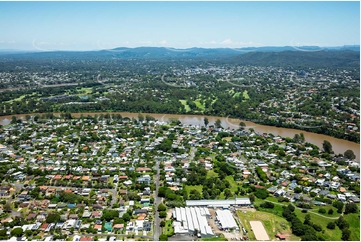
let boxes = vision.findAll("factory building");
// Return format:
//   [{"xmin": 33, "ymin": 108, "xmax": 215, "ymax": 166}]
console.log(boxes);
[{"xmin": 172, "ymin": 207, "xmax": 213, "ymax": 237}]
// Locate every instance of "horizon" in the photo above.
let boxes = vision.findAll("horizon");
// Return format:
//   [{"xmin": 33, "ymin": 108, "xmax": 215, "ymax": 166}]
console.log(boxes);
[
  {"xmin": 0, "ymin": 1, "xmax": 360, "ymax": 51},
  {"xmin": 0, "ymin": 44, "xmax": 360, "ymax": 53}
]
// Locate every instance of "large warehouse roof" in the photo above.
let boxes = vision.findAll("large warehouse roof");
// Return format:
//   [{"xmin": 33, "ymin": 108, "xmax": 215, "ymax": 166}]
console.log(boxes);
[
  {"xmin": 173, "ymin": 207, "xmax": 213, "ymax": 237},
  {"xmin": 216, "ymin": 210, "xmax": 238, "ymax": 230},
  {"xmin": 186, "ymin": 198, "xmax": 251, "ymax": 207}
]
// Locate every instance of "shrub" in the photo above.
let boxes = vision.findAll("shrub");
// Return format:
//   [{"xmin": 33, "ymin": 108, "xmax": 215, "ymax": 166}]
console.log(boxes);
[
  {"xmin": 318, "ymin": 208, "xmax": 326, "ymax": 214},
  {"xmin": 327, "ymin": 222, "xmax": 335, "ymax": 230}
]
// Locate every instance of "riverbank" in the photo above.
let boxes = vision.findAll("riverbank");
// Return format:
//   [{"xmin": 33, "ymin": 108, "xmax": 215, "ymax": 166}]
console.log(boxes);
[{"xmin": 0, "ymin": 112, "xmax": 359, "ymax": 162}]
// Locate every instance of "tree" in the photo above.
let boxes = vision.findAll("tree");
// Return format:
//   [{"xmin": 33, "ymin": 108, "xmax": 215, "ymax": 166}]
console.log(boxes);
[
  {"xmin": 304, "ymin": 214, "xmax": 312, "ymax": 225},
  {"xmin": 46, "ymin": 213, "xmax": 60, "ymax": 223},
  {"xmin": 328, "ymin": 208, "xmax": 334, "ymax": 215},
  {"xmin": 336, "ymin": 216, "xmax": 349, "ymax": 230},
  {"xmin": 322, "ymin": 140, "xmax": 333, "ymax": 154},
  {"xmin": 159, "ymin": 211, "xmax": 167, "ymax": 218},
  {"xmin": 254, "ymin": 188, "xmax": 268, "ymax": 199},
  {"xmin": 215, "ymin": 119, "xmax": 222, "ymax": 129},
  {"xmin": 344, "ymin": 203, "xmax": 358, "ymax": 214},
  {"xmin": 341, "ymin": 228, "xmax": 351, "ymax": 241},
  {"xmin": 138, "ymin": 112, "xmax": 144, "ymax": 122},
  {"xmin": 160, "ymin": 221, "xmax": 166, "ymax": 227},
  {"xmin": 344, "ymin": 150, "xmax": 356, "ymax": 160},
  {"xmin": 158, "ymin": 203, "xmax": 167, "ymax": 212},
  {"xmin": 239, "ymin": 122, "xmax": 246, "ymax": 130},
  {"xmin": 333, "ymin": 200, "xmax": 344, "ymax": 213},
  {"xmin": 159, "ymin": 234, "xmax": 168, "ymax": 241},
  {"xmin": 249, "ymin": 194, "xmax": 255, "ymax": 203},
  {"xmin": 327, "ymin": 222, "xmax": 336, "ymax": 230},
  {"xmin": 204, "ymin": 117, "xmax": 209, "ymax": 127},
  {"xmin": 318, "ymin": 208, "xmax": 326, "ymax": 214},
  {"xmin": 122, "ymin": 213, "xmax": 131, "ymax": 222},
  {"xmin": 10, "ymin": 228, "xmax": 23, "ymax": 237}
]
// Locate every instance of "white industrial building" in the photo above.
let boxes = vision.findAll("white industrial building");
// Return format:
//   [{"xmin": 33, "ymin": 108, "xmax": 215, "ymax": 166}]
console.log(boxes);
[
  {"xmin": 215, "ymin": 209, "xmax": 238, "ymax": 230},
  {"xmin": 172, "ymin": 207, "xmax": 213, "ymax": 237},
  {"xmin": 186, "ymin": 198, "xmax": 251, "ymax": 208}
]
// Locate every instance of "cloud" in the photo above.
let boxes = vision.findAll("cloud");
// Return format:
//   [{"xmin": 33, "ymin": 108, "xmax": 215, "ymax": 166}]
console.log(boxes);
[
  {"xmin": 221, "ymin": 39, "xmax": 233, "ymax": 45},
  {"xmin": 159, "ymin": 40, "xmax": 167, "ymax": 45}
]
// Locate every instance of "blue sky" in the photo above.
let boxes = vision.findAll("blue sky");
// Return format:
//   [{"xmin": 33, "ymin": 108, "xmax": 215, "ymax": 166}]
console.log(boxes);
[{"xmin": 0, "ymin": 1, "xmax": 359, "ymax": 51}]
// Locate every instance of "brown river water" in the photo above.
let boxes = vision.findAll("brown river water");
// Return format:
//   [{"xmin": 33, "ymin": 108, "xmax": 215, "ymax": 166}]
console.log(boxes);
[{"xmin": 1, "ymin": 112, "xmax": 359, "ymax": 162}]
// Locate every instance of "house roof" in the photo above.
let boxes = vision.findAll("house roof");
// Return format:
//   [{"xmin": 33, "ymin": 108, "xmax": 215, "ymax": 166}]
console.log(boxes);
[{"xmin": 113, "ymin": 224, "xmax": 124, "ymax": 229}]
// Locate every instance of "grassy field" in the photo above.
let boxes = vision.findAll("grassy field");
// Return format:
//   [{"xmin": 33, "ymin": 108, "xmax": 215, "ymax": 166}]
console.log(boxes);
[
  {"xmin": 201, "ymin": 234, "xmax": 227, "ymax": 241},
  {"xmin": 163, "ymin": 219, "xmax": 174, "ymax": 237},
  {"xmin": 206, "ymin": 170, "xmax": 218, "ymax": 179},
  {"xmin": 233, "ymin": 92, "xmax": 241, "ymax": 98},
  {"xmin": 294, "ymin": 209, "xmax": 342, "ymax": 240},
  {"xmin": 242, "ymin": 90, "xmax": 250, "ymax": 99},
  {"xmin": 344, "ymin": 213, "xmax": 360, "ymax": 241},
  {"xmin": 77, "ymin": 87, "xmax": 93, "ymax": 94},
  {"xmin": 236, "ymin": 210, "xmax": 300, "ymax": 241},
  {"xmin": 184, "ymin": 185, "xmax": 203, "ymax": 195},
  {"xmin": 4, "ymin": 94, "xmax": 27, "ymax": 103},
  {"xmin": 194, "ymin": 99, "xmax": 205, "ymax": 111},
  {"xmin": 179, "ymin": 100, "xmax": 191, "ymax": 112},
  {"xmin": 224, "ymin": 175, "xmax": 240, "ymax": 193}
]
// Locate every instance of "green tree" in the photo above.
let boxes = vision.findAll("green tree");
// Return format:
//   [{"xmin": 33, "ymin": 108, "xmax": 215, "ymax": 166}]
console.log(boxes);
[
  {"xmin": 204, "ymin": 117, "xmax": 209, "ymax": 127},
  {"xmin": 215, "ymin": 119, "xmax": 222, "ymax": 129},
  {"xmin": 322, "ymin": 140, "xmax": 333, "ymax": 154},
  {"xmin": 10, "ymin": 228, "xmax": 23, "ymax": 237},
  {"xmin": 344, "ymin": 203, "xmax": 358, "ymax": 214},
  {"xmin": 158, "ymin": 203, "xmax": 167, "ymax": 212},
  {"xmin": 341, "ymin": 228, "xmax": 351, "ymax": 241},
  {"xmin": 344, "ymin": 150, "xmax": 356, "ymax": 160},
  {"xmin": 327, "ymin": 222, "xmax": 336, "ymax": 230},
  {"xmin": 138, "ymin": 112, "xmax": 144, "ymax": 122},
  {"xmin": 159, "ymin": 234, "xmax": 168, "ymax": 241},
  {"xmin": 46, "ymin": 213, "xmax": 60, "ymax": 223},
  {"xmin": 239, "ymin": 122, "xmax": 246, "ymax": 130},
  {"xmin": 328, "ymin": 208, "xmax": 334, "ymax": 215},
  {"xmin": 159, "ymin": 211, "xmax": 167, "ymax": 218}
]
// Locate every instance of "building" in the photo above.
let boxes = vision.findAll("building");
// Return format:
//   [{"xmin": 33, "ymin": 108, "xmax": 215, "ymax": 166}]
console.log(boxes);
[
  {"xmin": 186, "ymin": 198, "xmax": 251, "ymax": 208},
  {"xmin": 172, "ymin": 207, "xmax": 213, "ymax": 238}
]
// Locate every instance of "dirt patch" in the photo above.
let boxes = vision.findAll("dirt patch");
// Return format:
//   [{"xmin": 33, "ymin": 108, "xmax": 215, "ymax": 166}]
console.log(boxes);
[{"xmin": 249, "ymin": 221, "xmax": 270, "ymax": 241}]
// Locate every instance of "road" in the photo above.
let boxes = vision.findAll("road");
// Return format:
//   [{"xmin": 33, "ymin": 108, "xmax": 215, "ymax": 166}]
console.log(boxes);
[{"xmin": 153, "ymin": 157, "xmax": 162, "ymax": 241}]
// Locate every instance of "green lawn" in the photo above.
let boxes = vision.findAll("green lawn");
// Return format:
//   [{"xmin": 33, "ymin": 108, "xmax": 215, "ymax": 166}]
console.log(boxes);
[
  {"xmin": 233, "ymin": 92, "xmax": 241, "ymax": 98},
  {"xmin": 343, "ymin": 213, "xmax": 360, "ymax": 241},
  {"xmin": 201, "ymin": 234, "xmax": 227, "ymax": 241},
  {"xmin": 224, "ymin": 175, "xmax": 240, "ymax": 193},
  {"xmin": 206, "ymin": 170, "xmax": 218, "ymax": 179},
  {"xmin": 77, "ymin": 87, "xmax": 93, "ymax": 94},
  {"xmin": 179, "ymin": 100, "xmax": 191, "ymax": 112},
  {"xmin": 242, "ymin": 90, "xmax": 250, "ymax": 99},
  {"xmin": 163, "ymin": 219, "xmax": 174, "ymax": 237},
  {"xmin": 194, "ymin": 99, "xmax": 205, "ymax": 111},
  {"xmin": 4, "ymin": 94, "xmax": 27, "ymax": 103},
  {"xmin": 184, "ymin": 185, "xmax": 203, "ymax": 195}
]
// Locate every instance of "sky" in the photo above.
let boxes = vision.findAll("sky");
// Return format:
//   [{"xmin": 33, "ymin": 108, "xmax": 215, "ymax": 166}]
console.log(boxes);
[{"xmin": 0, "ymin": 1, "xmax": 360, "ymax": 51}]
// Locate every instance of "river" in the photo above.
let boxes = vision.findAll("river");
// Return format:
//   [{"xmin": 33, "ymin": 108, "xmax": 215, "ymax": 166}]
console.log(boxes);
[{"xmin": 1, "ymin": 112, "xmax": 359, "ymax": 162}]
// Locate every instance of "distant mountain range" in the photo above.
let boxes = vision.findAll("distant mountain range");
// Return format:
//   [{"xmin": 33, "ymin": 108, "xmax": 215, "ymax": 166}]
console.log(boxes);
[{"xmin": 0, "ymin": 45, "xmax": 359, "ymax": 69}]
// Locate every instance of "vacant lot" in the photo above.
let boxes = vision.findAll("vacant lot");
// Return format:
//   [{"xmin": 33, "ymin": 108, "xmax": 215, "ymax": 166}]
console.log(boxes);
[{"xmin": 236, "ymin": 209, "xmax": 299, "ymax": 241}]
